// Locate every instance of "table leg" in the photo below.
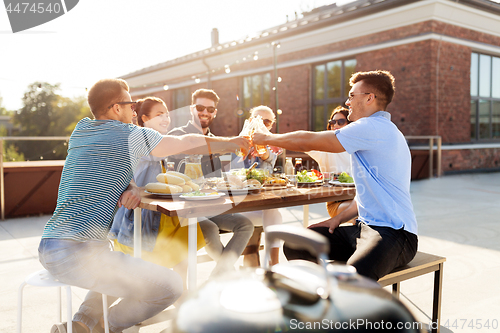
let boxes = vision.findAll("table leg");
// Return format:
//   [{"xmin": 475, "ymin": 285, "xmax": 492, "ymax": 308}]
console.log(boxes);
[
  {"xmin": 303, "ymin": 205, "xmax": 309, "ymax": 228},
  {"xmin": 187, "ymin": 217, "xmax": 197, "ymax": 290},
  {"xmin": 133, "ymin": 207, "xmax": 142, "ymax": 258}
]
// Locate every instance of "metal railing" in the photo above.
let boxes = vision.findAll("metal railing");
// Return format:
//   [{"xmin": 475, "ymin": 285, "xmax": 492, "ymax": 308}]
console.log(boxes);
[
  {"xmin": 0, "ymin": 136, "xmax": 70, "ymax": 220},
  {"xmin": 0, "ymin": 135, "xmax": 443, "ymax": 219},
  {"xmin": 405, "ymin": 135, "xmax": 442, "ymax": 178}
]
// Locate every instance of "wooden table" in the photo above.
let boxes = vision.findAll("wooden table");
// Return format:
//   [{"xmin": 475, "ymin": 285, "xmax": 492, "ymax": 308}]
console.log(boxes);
[{"xmin": 133, "ymin": 184, "xmax": 355, "ymax": 289}]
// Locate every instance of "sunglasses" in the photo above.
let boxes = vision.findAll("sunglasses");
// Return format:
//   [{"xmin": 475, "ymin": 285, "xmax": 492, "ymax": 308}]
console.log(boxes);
[
  {"xmin": 328, "ymin": 119, "xmax": 347, "ymax": 126},
  {"xmin": 250, "ymin": 116, "xmax": 274, "ymax": 127},
  {"xmin": 195, "ymin": 104, "xmax": 216, "ymax": 113},
  {"xmin": 262, "ymin": 119, "xmax": 274, "ymax": 127},
  {"xmin": 107, "ymin": 101, "xmax": 137, "ymax": 110}
]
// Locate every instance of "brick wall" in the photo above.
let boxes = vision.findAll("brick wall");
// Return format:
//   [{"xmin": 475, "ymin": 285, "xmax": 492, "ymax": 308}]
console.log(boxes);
[
  {"xmin": 129, "ymin": 19, "xmax": 500, "ymax": 172},
  {"xmin": 443, "ymin": 148, "xmax": 500, "ymax": 173}
]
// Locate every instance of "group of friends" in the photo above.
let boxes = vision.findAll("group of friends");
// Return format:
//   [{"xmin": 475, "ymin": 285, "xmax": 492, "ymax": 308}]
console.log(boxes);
[{"xmin": 40, "ymin": 69, "xmax": 418, "ymax": 333}]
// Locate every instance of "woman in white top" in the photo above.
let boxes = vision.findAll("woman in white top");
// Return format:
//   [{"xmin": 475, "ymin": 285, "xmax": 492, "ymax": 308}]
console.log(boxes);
[
  {"xmin": 307, "ymin": 106, "xmax": 355, "ymax": 219},
  {"xmin": 232, "ymin": 106, "xmax": 283, "ymax": 266}
]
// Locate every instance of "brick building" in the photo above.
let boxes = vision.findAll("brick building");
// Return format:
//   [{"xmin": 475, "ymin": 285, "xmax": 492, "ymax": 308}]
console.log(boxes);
[{"xmin": 122, "ymin": 0, "xmax": 500, "ymax": 175}]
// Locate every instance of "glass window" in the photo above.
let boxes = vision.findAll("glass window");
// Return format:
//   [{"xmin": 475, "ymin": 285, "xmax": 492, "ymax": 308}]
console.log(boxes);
[
  {"xmin": 172, "ymin": 87, "xmax": 190, "ymax": 110},
  {"xmin": 492, "ymin": 57, "xmax": 500, "ymax": 98},
  {"xmin": 493, "ymin": 101, "xmax": 500, "ymax": 139},
  {"xmin": 471, "ymin": 53, "xmax": 478, "ymax": 96},
  {"xmin": 315, "ymin": 65, "xmax": 325, "ymax": 100},
  {"xmin": 243, "ymin": 76, "xmax": 252, "ymax": 109},
  {"xmin": 479, "ymin": 99, "xmax": 490, "ymax": 139},
  {"xmin": 312, "ymin": 58, "xmax": 356, "ymax": 131},
  {"xmin": 470, "ymin": 100, "xmax": 477, "ymax": 140},
  {"xmin": 314, "ymin": 105, "xmax": 324, "ymax": 132},
  {"xmin": 327, "ymin": 61, "xmax": 341, "ymax": 99},
  {"xmin": 471, "ymin": 53, "xmax": 500, "ymax": 141},
  {"xmin": 479, "ymin": 54, "xmax": 491, "ymax": 97},
  {"xmin": 252, "ymin": 75, "xmax": 262, "ymax": 107},
  {"xmin": 344, "ymin": 59, "xmax": 357, "ymax": 95},
  {"xmin": 171, "ymin": 87, "xmax": 192, "ymax": 129},
  {"xmin": 263, "ymin": 74, "xmax": 271, "ymax": 106},
  {"xmin": 241, "ymin": 73, "xmax": 272, "ymax": 110}
]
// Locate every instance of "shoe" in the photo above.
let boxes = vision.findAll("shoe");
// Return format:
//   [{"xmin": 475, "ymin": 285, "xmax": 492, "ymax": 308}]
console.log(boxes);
[{"xmin": 50, "ymin": 322, "xmax": 87, "ymax": 333}]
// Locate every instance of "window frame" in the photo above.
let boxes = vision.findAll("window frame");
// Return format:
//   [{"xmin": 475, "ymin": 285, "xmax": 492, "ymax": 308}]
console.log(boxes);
[
  {"xmin": 238, "ymin": 72, "xmax": 273, "ymax": 130},
  {"xmin": 311, "ymin": 58, "xmax": 356, "ymax": 131},
  {"xmin": 470, "ymin": 52, "xmax": 500, "ymax": 142}
]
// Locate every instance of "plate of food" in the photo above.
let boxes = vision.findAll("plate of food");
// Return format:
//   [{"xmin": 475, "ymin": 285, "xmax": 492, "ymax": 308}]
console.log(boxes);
[
  {"xmin": 180, "ymin": 191, "xmax": 225, "ymax": 201},
  {"xmin": 297, "ymin": 180, "xmax": 323, "ymax": 187},
  {"xmin": 228, "ymin": 168, "xmax": 269, "ymax": 184},
  {"xmin": 329, "ymin": 180, "xmax": 355, "ymax": 187},
  {"xmin": 296, "ymin": 170, "xmax": 323, "ymax": 186},
  {"xmin": 144, "ymin": 190, "xmax": 185, "ymax": 198},
  {"xmin": 214, "ymin": 175, "xmax": 262, "ymax": 195},
  {"xmin": 145, "ymin": 182, "xmax": 189, "ymax": 198},
  {"xmin": 329, "ymin": 172, "xmax": 355, "ymax": 186},
  {"xmin": 263, "ymin": 176, "xmax": 289, "ymax": 187}
]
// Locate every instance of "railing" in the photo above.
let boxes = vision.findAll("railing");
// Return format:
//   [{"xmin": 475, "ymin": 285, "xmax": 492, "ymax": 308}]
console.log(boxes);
[
  {"xmin": 0, "ymin": 136, "xmax": 70, "ymax": 220},
  {"xmin": 0, "ymin": 135, "xmax": 443, "ymax": 219},
  {"xmin": 405, "ymin": 135, "xmax": 442, "ymax": 178}
]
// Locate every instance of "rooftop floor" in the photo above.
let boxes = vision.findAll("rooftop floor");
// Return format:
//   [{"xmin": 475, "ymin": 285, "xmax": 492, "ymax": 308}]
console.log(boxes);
[{"xmin": 1, "ymin": 171, "xmax": 499, "ymax": 332}]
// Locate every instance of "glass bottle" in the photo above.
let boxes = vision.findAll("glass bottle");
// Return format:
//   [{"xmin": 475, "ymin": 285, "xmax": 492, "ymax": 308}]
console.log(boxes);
[
  {"xmin": 166, "ymin": 162, "xmax": 175, "ymax": 172},
  {"xmin": 294, "ymin": 158, "xmax": 303, "ymax": 173},
  {"xmin": 285, "ymin": 157, "xmax": 294, "ymax": 176}
]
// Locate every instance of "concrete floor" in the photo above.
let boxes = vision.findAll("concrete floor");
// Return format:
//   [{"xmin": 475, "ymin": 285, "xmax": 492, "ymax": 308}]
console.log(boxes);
[{"xmin": 1, "ymin": 171, "xmax": 499, "ymax": 332}]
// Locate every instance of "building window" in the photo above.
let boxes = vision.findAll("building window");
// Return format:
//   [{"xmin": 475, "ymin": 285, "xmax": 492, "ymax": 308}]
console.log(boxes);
[
  {"xmin": 241, "ymin": 73, "xmax": 272, "ymax": 110},
  {"xmin": 170, "ymin": 87, "xmax": 192, "ymax": 129},
  {"xmin": 312, "ymin": 59, "xmax": 356, "ymax": 131},
  {"xmin": 470, "ymin": 52, "xmax": 500, "ymax": 141}
]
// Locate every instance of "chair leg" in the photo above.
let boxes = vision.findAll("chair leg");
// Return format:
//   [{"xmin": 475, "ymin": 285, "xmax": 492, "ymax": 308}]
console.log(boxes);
[
  {"xmin": 102, "ymin": 294, "xmax": 110, "ymax": 333},
  {"xmin": 66, "ymin": 286, "xmax": 72, "ymax": 333},
  {"xmin": 392, "ymin": 282, "xmax": 400, "ymax": 298},
  {"xmin": 431, "ymin": 263, "xmax": 444, "ymax": 333},
  {"xmin": 57, "ymin": 287, "xmax": 62, "ymax": 323},
  {"xmin": 17, "ymin": 282, "xmax": 27, "ymax": 333}
]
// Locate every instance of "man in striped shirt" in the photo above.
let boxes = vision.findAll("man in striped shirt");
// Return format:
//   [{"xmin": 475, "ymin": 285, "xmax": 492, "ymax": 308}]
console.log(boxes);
[{"xmin": 39, "ymin": 78, "xmax": 249, "ymax": 333}]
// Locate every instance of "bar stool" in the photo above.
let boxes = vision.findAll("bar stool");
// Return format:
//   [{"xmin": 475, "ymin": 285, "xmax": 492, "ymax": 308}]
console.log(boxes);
[{"xmin": 17, "ymin": 269, "xmax": 110, "ymax": 333}]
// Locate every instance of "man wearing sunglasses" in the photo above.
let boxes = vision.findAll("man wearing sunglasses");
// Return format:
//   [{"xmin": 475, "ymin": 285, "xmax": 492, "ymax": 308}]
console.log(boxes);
[
  {"xmin": 253, "ymin": 70, "xmax": 418, "ymax": 282},
  {"xmin": 39, "ymin": 79, "xmax": 250, "ymax": 333},
  {"xmin": 168, "ymin": 88, "xmax": 222, "ymax": 176}
]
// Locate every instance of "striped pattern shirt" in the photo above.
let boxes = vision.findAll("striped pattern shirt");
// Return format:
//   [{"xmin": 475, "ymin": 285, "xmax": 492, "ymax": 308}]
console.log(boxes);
[{"xmin": 42, "ymin": 118, "xmax": 163, "ymax": 241}]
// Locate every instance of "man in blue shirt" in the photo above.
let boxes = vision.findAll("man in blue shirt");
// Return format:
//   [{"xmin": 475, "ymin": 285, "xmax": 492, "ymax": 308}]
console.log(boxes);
[
  {"xmin": 39, "ymin": 79, "xmax": 249, "ymax": 333},
  {"xmin": 252, "ymin": 70, "xmax": 418, "ymax": 281}
]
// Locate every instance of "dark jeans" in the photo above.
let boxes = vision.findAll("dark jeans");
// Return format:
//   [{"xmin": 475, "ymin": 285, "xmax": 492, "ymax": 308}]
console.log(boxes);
[{"xmin": 283, "ymin": 222, "xmax": 418, "ymax": 281}]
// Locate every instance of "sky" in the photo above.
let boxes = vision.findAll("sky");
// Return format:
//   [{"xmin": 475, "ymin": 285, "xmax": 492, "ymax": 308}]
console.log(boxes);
[{"xmin": 0, "ymin": 0, "xmax": 338, "ymax": 111}]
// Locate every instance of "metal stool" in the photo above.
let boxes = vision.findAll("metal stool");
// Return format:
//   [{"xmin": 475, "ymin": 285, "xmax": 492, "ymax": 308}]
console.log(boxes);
[{"xmin": 17, "ymin": 269, "xmax": 110, "ymax": 333}]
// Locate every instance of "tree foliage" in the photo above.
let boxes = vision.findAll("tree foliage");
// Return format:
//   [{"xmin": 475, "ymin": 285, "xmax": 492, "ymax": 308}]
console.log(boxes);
[
  {"xmin": 12, "ymin": 82, "xmax": 91, "ymax": 160},
  {"xmin": 0, "ymin": 95, "xmax": 8, "ymax": 115},
  {"xmin": 0, "ymin": 126, "xmax": 25, "ymax": 162}
]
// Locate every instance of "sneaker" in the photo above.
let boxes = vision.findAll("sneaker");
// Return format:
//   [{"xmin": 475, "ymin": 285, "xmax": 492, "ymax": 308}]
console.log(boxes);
[{"xmin": 50, "ymin": 322, "xmax": 87, "ymax": 333}]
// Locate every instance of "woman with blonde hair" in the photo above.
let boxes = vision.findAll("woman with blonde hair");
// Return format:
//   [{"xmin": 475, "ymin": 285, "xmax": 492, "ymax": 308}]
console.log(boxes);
[{"xmin": 232, "ymin": 105, "xmax": 283, "ymax": 266}]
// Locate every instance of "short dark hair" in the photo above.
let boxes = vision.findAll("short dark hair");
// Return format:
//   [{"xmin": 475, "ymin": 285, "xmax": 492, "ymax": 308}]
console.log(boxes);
[
  {"xmin": 191, "ymin": 89, "xmax": 220, "ymax": 106},
  {"xmin": 327, "ymin": 106, "xmax": 351, "ymax": 130},
  {"xmin": 135, "ymin": 97, "xmax": 167, "ymax": 127},
  {"xmin": 87, "ymin": 79, "xmax": 129, "ymax": 118},
  {"xmin": 350, "ymin": 70, "xmax": 395, "ymax": 109}
]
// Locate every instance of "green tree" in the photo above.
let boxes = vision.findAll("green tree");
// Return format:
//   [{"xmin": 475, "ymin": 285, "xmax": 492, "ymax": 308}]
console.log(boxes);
[
  {"xmin": 0, "ymin": 96, "xmax": 24, "ymax": 161},
  {"xmin": 0, "ymin": 127, "xmax": 25, "ymax": 161},
  {"xmin": 0, "ymin": 95, "xmax": 7, "ymax": 115},
  {"xmin": 12, "ymin": 82, "xmax": 90, "ymax": 160}
]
